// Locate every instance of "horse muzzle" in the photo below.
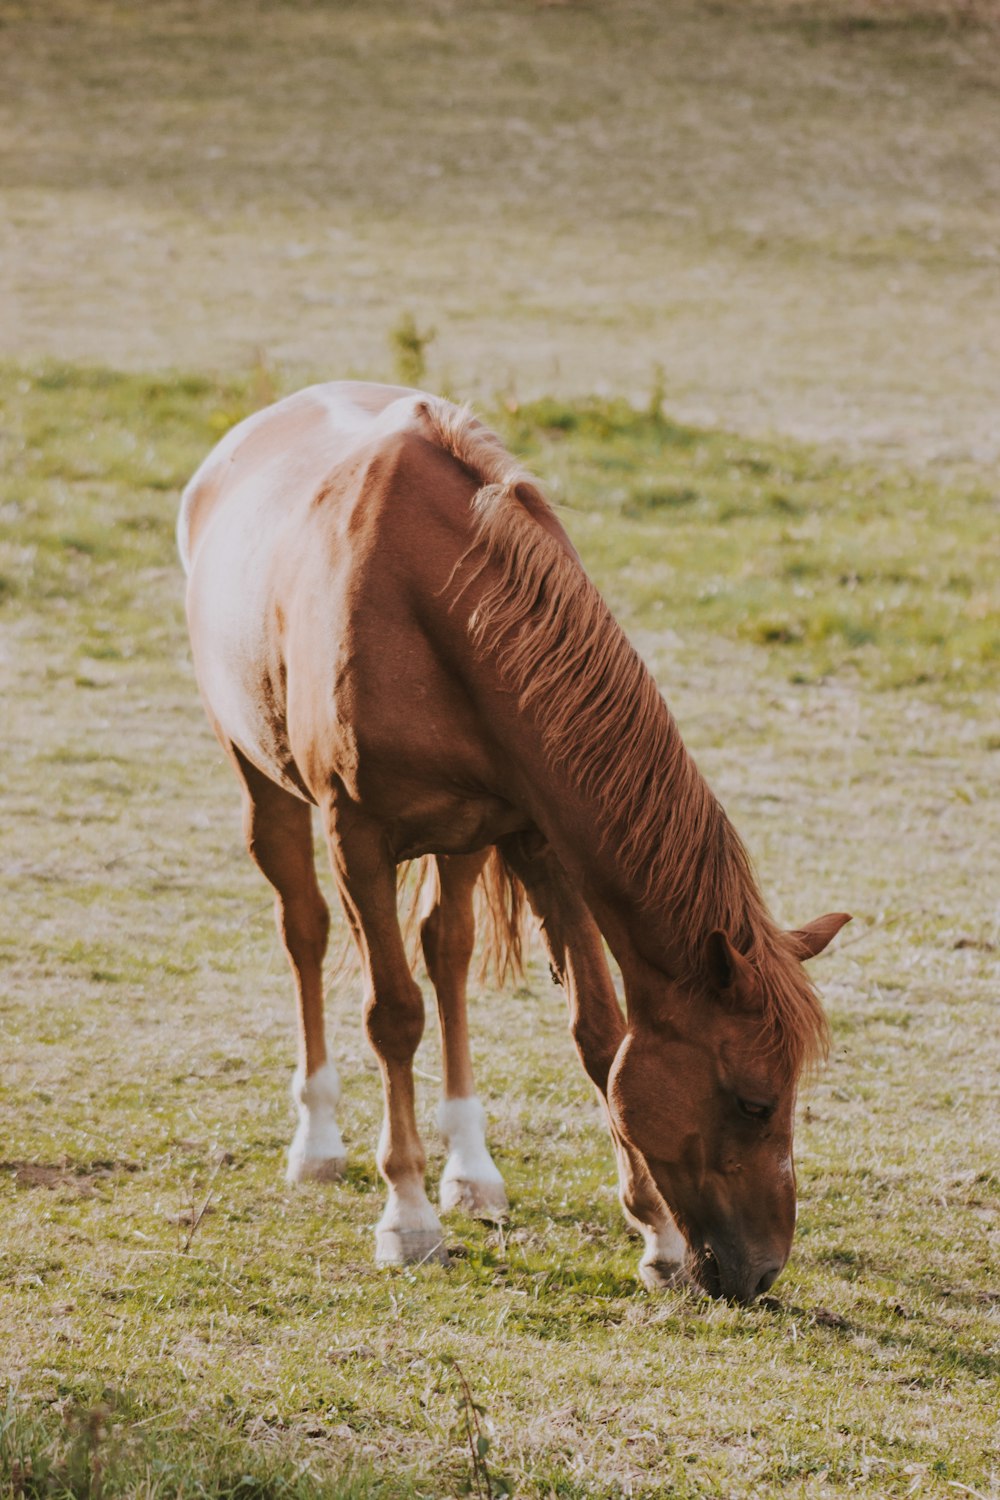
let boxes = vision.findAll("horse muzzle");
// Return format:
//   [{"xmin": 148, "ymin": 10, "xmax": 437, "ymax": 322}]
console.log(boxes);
[{"xmin": 693, "ymin": 1239, "xmax": 787, "ymax": 1304}]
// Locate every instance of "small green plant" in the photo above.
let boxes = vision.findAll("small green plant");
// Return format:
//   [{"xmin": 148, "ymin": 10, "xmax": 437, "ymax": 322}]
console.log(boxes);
[
  {"xmin": 389, "ymin": 313, "xmax": 435, "ymax": 389},
  {"xmin": 646, "ymin": 362, "xmax": 667, "ymax": 422},
  {"xmin": 1, "ymin": 1393, "xmax": 116, "ymax": 1500},
  {"xmin": 436, "ymin": 1357, "xmax": 511, "ymax": 1499}
]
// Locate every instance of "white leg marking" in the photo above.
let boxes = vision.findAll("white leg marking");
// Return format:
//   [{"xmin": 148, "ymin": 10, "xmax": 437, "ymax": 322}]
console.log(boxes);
[
  {"xmin": 438, "ymin": 1097, "xmax": 509, "ymax": 1219},
  {"xmin": 286, "ymin": 1061, "xmax": 347, "ymax": 1184},
  {"xmin": 637, "ymin": 1219, "xmax": 690, "ymax": 1291},
  {"xmin": 375, "ymin": 1183, "xmax": 448, "ymax": 1266},
  {"xmin": 620, "ymin": 1200, "xmax": 689, "ymax": 1291}
]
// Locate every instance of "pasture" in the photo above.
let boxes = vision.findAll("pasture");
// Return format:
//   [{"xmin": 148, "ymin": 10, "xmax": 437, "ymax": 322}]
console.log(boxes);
[
  {"xmin": 2, "ymin": 0, "xmax": 1000, "ymax": 459},
  {"xmin": 2, "ymin": 368, "xmax": 997, "ymax": 1496},
  {"xmin": 1, "ymin": 0, "xmax": 999, "ymax": 1496}
]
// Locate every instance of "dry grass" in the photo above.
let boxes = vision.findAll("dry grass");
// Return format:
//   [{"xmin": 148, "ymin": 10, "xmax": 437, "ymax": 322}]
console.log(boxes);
[{"xmin": 1, "ymin": 0, "xmax": 999, "ymax": 462}]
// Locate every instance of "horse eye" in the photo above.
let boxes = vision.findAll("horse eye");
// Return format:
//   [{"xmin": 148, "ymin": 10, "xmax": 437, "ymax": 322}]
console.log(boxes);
[{"xmin": 736, "ymin": 1097, "xmax": 773, "ymax": 1122}]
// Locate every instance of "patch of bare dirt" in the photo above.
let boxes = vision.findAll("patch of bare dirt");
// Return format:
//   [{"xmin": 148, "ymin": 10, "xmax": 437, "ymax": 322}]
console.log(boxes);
[{"xmin": 1, "ymin": 1158, "xmax": 141, "ymax": 1195}]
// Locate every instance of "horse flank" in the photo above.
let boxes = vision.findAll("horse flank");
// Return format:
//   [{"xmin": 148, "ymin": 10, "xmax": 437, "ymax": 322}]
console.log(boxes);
[{"xmin": 419, "ymin": 398, "xmax": 829, "ymax": 1075}]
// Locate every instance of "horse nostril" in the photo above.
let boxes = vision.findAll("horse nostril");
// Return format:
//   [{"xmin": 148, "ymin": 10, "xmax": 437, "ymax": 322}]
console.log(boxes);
[
  {"xmin": 755, "ymin": 1265, "xmax": 781, "ymax": 1298},
  {"xmin": 699, "ymin": 1247, "xmax": 724, "ymax": 1299}
]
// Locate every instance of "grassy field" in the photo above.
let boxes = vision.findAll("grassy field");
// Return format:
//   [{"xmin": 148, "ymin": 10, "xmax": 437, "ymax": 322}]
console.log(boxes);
[
  {"xmin": 1, "ymin": 365, "xmax": 997, "ymax": 1497},
  {"xmin": 2, "ymin": 0, "xmax": 1000, "ymax": 461},
  {"xmin": 2, "ymin": 0, "xmax": 999, "ymax": 1494}
]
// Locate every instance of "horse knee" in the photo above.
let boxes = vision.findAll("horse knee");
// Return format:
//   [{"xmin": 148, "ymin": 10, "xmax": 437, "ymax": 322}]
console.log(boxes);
[
  {"xmin": 280, "ymin": 892, "xmax": 330, "ymax": 968},
  {"xmin": 420, "ymin": 904, "xmax": 475, "ymax": 987},
  {"xmin": 364, "ymin": 979, "xmax": 425, "ymax": 1061},
  {"xmin": 569, "ymin": 1016, "xmax": 618, "ymax": 1094}
]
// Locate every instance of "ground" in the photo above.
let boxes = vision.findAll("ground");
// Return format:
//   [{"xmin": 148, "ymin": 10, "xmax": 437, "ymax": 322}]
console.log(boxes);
[
  {"xmin": 1, "ymin": 0, "xmax": 999, "ymax": 460},
  {"xmin": 0, "ymin": 3, "xmax": 998, "ymax": 1497}
]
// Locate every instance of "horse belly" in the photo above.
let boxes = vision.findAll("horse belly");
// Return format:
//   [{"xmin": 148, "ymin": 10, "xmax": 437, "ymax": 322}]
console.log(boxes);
[
  {"xmin": 288, "ymin": 620, "xmax": 528, "ymax": 855},
  {"xmin": 387, "ymin": 789, "xmax": 528, "ymax": 861}
]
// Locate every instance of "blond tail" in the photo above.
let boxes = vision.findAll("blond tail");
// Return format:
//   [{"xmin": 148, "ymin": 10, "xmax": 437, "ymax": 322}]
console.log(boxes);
[
  {"xmin": 401, "ymin": 849, "xmax": 529, "ymax": 988},
  {"xmin": 476, "ymin": 845, "xmax": 528, "ymax": 988}
]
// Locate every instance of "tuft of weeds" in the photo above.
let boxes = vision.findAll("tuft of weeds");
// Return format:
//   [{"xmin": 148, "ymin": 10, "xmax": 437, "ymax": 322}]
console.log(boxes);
[
  {"xmin": 436, "ymin": 1357, "xmax": 512, "ymax": 1499},
  {"xmin": 388, "ymin": 314, "xmax": 436, "ymax": 391}
]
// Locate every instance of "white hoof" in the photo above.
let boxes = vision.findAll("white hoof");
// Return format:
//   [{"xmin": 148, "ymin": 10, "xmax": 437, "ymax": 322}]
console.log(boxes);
[
  {"xmin": 286, "ymin": 1061, "xmax": 347, "ymax": 1185},
  {"xmin": 440, "ymin": 1172, "xmax": 509, "ymax": 1219},
  {"xmin": 638, "ymin": 1254, "xmax": 688, "ymax": 1291},
  {"xmin": 287, "ymin": 1148, "xmax": 347, "ymax": 1185},
  {"xmin": 636, "ymin": 1216, "xmax": 689, "ymax": 1291},
  {"xmin": 438, "ymin": 1097, "xmax": 508, "ymax": 1220},
  {"xmin": 375, "ymin": 1190, "xmax": 447, "ymax": 1266}
]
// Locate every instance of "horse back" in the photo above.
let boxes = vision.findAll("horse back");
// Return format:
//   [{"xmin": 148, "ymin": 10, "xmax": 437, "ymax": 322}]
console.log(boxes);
[
  {"xmin": 177, "ymin": 382, "xmax": 421, "ymax": 575},
  {"xmin": 179, "ymin": 383, "xmax": 516, "ymax": 816}
]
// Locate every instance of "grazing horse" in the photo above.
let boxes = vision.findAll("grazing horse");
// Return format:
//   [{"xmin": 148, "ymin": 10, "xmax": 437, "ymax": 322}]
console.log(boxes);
[{"xmin": 178, "ymin": 381, "xmax": 848, "ymax": 1303}]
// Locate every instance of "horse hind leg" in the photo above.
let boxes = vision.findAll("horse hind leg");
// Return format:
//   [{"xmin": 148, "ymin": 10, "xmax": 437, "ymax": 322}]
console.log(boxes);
[
  {"xmin": 325, "ymin": 799, "xmax": 446, "ymax": 1266},
  {"xmin": 419, "ymin": 853, "xmax": 508, "ymax": 1220},
  {"xmin": 233, "ymin": 748, "xmax": 346, "ymax": 1183}
]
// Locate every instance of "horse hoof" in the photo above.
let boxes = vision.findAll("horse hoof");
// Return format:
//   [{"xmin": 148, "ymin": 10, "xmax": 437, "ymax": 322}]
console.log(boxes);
[
  {"xmin": 639, "ymin": 1257, "xmax": 687, "ymax": 1292},
  {"xmin": 440, "ymin": 1175, "xmax": 509, "ymax": 1221},
  {"xmin": 286, "ymin": 1153, "xmax": 347, "ymax": 1185},
  {"xmin": 375, "ymin": 1227, "xmax": 449, "ymax": 1267}
]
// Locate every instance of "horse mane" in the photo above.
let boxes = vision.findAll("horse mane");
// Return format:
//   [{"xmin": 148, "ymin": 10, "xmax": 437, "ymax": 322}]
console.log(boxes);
[{"xmin": 417, "ymin": 398, "xmax": 829, "ymax": 1076}]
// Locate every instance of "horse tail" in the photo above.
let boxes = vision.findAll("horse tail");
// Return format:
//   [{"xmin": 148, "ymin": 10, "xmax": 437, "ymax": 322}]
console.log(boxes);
[
  {"xmin": 477, "ymin": 846, "xmax": 528, "ymax": 987},
  {"xmin": 400, "ymin": 849, "xmax": 528, "ymax": 988}
]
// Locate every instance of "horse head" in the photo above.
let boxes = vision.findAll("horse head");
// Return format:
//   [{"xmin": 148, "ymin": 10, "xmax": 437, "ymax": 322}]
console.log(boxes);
[{"xmin": 608, "ymin": 912, "xmax": 850, "ymax": 1302}]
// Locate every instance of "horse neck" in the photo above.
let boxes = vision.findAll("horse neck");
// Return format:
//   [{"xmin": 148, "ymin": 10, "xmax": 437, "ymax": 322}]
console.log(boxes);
[
  {"xmin": 535, "ymin": 697, "xmax": 768, "ymax": 989},
  {"xmin": 456, "ymin": 488, "xmax": 771, "ymax": 984}
]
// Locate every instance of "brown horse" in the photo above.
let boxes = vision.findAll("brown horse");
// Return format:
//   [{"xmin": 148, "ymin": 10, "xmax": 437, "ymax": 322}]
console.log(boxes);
[{"xmin": 178, "ymin": 381, "xmax": 848, "ymax": 1303}]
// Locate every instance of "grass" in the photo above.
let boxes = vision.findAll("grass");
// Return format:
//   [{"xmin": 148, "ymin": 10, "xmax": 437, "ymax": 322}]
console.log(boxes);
[
  {"xmin": 1, "ymin": 364, "xmax": 998, "ymax": 1496},
  {"xmin": 1, "ymin": 0, "xmax": 999, "ymax": 460},
  {"xmin": 496, "ymin": 395, "xmax": 999, "ymax": 698},
  {"xmin": 2, "ymin": 0, "xmax": 998, "ymax": 1490},
  {"xmin": 2, "ymin": 368, "xmax": 996, "ymax": 701}
]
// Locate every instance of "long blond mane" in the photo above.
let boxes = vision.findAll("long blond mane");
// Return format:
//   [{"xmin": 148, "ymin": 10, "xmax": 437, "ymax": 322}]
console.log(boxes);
[{"xmin": 419, "ymin": 399, "xmax": 829, "ymax": 1074}]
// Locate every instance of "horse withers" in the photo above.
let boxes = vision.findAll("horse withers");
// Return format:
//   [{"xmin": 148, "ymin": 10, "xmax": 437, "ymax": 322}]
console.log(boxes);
[{"xmin": 178, "ymin": 381, "xmax": 848, "ymax": 1302}]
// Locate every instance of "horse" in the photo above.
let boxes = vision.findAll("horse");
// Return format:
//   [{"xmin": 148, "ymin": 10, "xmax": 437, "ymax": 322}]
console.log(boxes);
[{"xmin": 178, "ymin": 380, "xmax": 849, "ymax": 1303}]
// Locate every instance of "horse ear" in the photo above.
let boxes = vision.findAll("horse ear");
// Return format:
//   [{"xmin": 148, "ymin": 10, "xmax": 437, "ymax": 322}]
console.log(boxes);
[
  {"xmin": 705, "ymin": 929, "xmax": 759, "ymax": 1009},
  {"xmin": 788, "ymin": 912, "xmax": 852, "ymax": 961}
]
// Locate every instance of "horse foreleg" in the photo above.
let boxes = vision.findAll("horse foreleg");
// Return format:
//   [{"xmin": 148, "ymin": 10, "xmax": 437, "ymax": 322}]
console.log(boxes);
[
  {"xmin": 325, "ymin": 800, "xmax": 446, "ymax": 1266},
  {"xmin": 418, "ymin": 852, "xmax": 508, "ymax": 1219},
  {"xmin": 233, "ymin": 748, "xmax": 346, "ymax": 1184},
  {"xmin": 605, "ymin": 1113, "xmax": 688, "ymax": 1288},
  {"xmin": 500, "ymin": 833, "xmax": 686, "ymax": 1287}
]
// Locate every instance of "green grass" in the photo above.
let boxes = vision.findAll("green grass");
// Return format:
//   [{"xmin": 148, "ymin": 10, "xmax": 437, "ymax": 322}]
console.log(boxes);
[
  {"xmin": 495, "ymin": 396, "xmax": 999, "ymax": 698},
  {"xmin": 1, "ymin": 364, "xmax": 998, "ymax": 1496},
  {"xmin": 2, "ymin": 367, "xmax": 996, "ymax": 699}
]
